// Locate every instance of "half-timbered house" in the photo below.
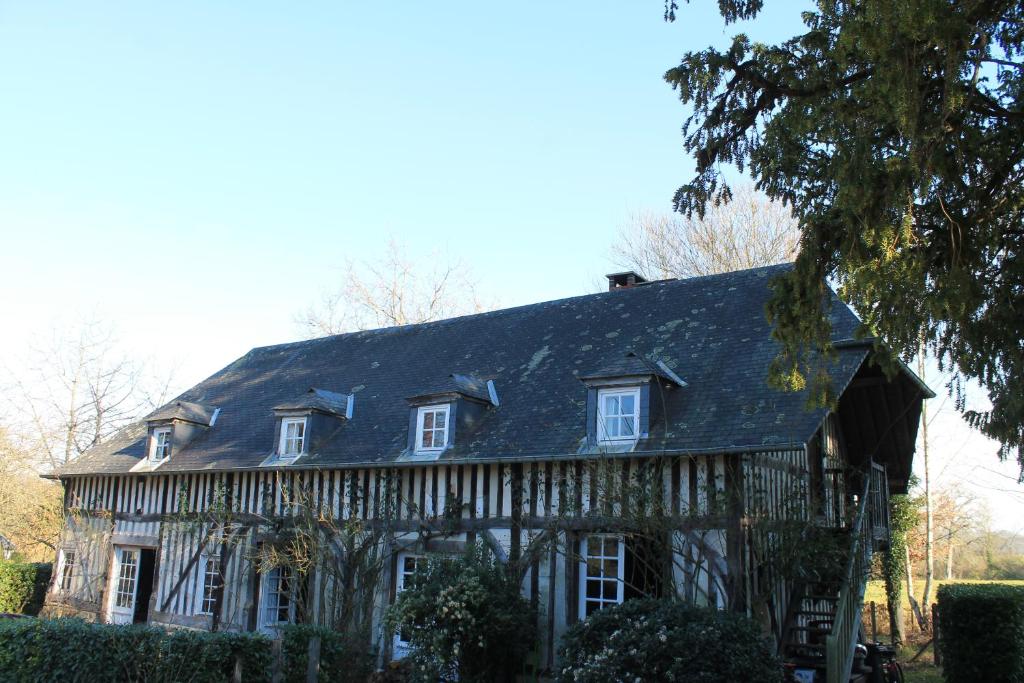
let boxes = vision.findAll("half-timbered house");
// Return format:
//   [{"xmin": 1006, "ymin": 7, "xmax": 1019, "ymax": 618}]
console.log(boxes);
[{"xmin": 44, "ymin": 265, "xmax": 930, "ymax": 682}]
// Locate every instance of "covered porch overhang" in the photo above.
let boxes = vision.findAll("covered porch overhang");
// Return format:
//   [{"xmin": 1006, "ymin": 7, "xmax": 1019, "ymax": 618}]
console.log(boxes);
[{"xmin": 834, "ymin": 352, "xmax": 934, "ymax": 495}]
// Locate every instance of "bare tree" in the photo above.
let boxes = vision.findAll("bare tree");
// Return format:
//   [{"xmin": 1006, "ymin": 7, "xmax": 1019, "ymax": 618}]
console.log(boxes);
[
  {"xmin": 931, "ymin": 486, "xmax": 981, "ymax": 580},
  {"xmin": 0, "ymin": 428, "xmax": 63, "ymax": 560},
  {"xmin": 3, "ymin": 319, "xmax": 176, "ymax": 471},
  {"xmin": 612, "ymin": 185, "xmax": 800, "ymax": 279},
  {"xmin": 297, "ymin": 239, "xmax": 489, "ymax": 337}
]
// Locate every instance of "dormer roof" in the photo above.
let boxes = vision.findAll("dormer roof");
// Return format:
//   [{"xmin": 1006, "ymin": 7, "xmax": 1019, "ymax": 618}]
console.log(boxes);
[
  {"xmin": 406, "ymin": 373, "xmax": 495, "ymax": 405},
  {"xmin": 145, "ymin": 400, "xmax": 218, "ymax": 426},
  {"xmin": 579, "ymin": 350, "xmax": 687, "ymax": 387},
  {"xmin": 273, "ymin": 388, "xmax": 353, "ymax": 418}
]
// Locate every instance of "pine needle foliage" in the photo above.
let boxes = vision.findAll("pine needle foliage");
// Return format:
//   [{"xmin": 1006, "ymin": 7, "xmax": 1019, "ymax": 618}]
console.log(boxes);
[{"xmin": 664, "ymin": 0, "xmax": 1024, "ymax": 470}]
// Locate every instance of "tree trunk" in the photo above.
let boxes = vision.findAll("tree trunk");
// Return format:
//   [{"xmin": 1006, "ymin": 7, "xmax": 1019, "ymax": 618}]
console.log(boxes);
[
  {"xmin": 918, "ymin": 348, "xmax": 934, "ymax": 630},
  {"xmin": 946, "ymin": 541, "xmax": 954, "ymax": 580},
  {"xmin": 884, "ymin": 569, "xmax": 906, "ymax": 647},
  {"xmin": 906, "ymin": 545, "xmax": 926, "ymax": 630}
]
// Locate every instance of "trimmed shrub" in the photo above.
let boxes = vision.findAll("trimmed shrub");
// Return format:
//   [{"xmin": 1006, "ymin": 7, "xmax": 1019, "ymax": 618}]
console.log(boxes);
[
  {"xmin": 384, "ymin": 544, "xmax": 537, "ymax": 682},
  {"xmin": 938, "ymin": 583, "xmax": 1024, "ymax": 683},
  {"xmin": 558, "ymin": 598, "xmax": 783, "ymax": 683},
  {"xmin": 0, "ymin": 561, "xmax": 51, "ymax": 615},
  {"xmin": 280, "ymin": 623, "xmax": 375, "ymax": 683},
  {"xmin": 0, "ymin": 617, "xmax": 272, "ymax": 682}
]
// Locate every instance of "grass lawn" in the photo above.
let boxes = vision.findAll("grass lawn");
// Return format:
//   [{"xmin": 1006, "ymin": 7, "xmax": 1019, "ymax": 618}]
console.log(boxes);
[{"xmin": 899, "ymin": 639, "xmax": 943, "ymax": 683}]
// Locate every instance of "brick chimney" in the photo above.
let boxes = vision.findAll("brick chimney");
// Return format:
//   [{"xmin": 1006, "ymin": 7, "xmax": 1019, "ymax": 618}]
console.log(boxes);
[{"xmin": 606, "ymin": 271, "xmax": 648, "ymax": 291}]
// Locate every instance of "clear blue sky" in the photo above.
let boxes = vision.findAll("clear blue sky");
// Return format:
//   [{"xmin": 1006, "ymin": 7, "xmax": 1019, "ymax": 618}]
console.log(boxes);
[{"xmin": 0, "ymin": 1, "xmax": 803, "ymax": 381}]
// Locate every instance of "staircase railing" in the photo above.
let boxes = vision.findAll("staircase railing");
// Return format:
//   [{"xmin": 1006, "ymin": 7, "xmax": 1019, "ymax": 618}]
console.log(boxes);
[{"xmin": 825, "ymin": 461, "xmax": 888, "ymax": 683}]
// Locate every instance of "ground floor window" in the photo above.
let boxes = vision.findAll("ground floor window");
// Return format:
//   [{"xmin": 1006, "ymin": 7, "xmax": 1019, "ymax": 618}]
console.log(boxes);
[
  {"xmin": 579, "ymin": 534, "xmax": 624, "ymax": 618},
  {"xmin": 393, "ymin": 552, "xmax": 426, "ymax": 658},
  {"xmin": 199, "ymin": 554, "xmax": 220, "ymax": 615},
  {"xmin": 578, "ymin": 533, "xmax": 667, "ymax": 619},
  {"xmin": 259, "ymin": 566, "xmax": 294, "ymax": 634},
  {"xmin": 58, "ymin": 548, "xmax": 76, "ymax": 592}
]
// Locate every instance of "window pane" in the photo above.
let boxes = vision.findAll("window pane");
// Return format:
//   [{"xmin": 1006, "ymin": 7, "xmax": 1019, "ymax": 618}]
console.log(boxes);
[
  {"xmin": 435, "ymin": 411, "xmax": 446, "ymax": 428},
  {"xmin": 421, "ymin": 431, "xmax": 433, "ymax": 448},
  {"xmin": 604, "ymin": 395, "xmax": 619, "ymax": 415},
  {"xmin": 586, "ymin": 580, "xmax": 601, "ymax": 599},
  {"xmin": 586, "ymin": 559, "xmax": 601, "ymax": 577},
  {"xmin": 423, "ymin": 413, "xmax": 434, "ymax": 430},
  {"xmin": 603, "ymin": 580, "xmax": 618, "ymax": 600},
  {"xmin": 604, "ymin": 537, "xmax": 619, "ymax": 557},
  {"xmin": 620, "ymin": 417, "xmax": 635, "ymax": 437},
  {"xmin": 620, "ymin": 394, "xmax": 635, "ymax": 414}
]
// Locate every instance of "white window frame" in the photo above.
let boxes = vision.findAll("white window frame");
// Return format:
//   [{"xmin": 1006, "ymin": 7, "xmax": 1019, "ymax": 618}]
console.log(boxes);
[
  {"xmin": 414, "ymin": 405, "xmax": 449, "ymax": 453},
  {"xmin": 57, "ymin": 548, "xmax": 76, "ymax": 592},
  {"xmin": 596, "ymin": 387, "xmax": 641, "ymax": 443},
  {"xmin": 278, "ymin": 417, "xmax": 306, "ymax": 458},
  {"xmin": 150, "ymin": 427, "xmax": 172, "ymax": 462},
  {"xmin": 578, "ymin": 534, "xmax": 625, "ymax": 619},
  {"xmin": 393, "ymin": 552, "xmax": 427, "ymax": 659},
  {"xmin": 197, "ymin": 553, "xmax": 220, "ymax": 615},
  {"xmin": 258, "ymin": 565, "xmax": 295, "ymax": 635}
]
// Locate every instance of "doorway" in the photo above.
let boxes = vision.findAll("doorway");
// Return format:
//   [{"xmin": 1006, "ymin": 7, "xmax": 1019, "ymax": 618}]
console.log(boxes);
[{"xmin": 107, "ymin": 545, "xmax": 156, "ymax": 625}]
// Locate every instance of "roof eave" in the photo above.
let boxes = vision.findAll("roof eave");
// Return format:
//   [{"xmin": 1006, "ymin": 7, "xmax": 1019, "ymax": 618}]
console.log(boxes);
[{"xmin": 49, "ymin": 441, "xmax": 811, "ymax": 478}]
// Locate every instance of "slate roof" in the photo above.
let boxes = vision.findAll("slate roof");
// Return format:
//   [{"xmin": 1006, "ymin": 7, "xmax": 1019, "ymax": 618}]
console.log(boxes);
[{"xmin": 55, "ymin": 264, "xmax": 873, "ymax": 476}]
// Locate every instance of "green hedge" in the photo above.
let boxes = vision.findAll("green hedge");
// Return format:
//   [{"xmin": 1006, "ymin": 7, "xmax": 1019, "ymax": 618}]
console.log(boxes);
[
  {"xmin": 938, "ymin": 583, "xmax": 1024, "ymax": 683},
  {"xmin": 0, "ymin": 561, "xmax": 51, "ymax": 615},
  {"xmin": 0, "ymin": 618, "xmax": 377, "ymax": 682},
  {"xmin": 0, "ymin": 618, "xmax": 272, "ymax": 682},
  {"xmin": 279, "ymin": 624, "xmax": 375, "ymax": 683}
]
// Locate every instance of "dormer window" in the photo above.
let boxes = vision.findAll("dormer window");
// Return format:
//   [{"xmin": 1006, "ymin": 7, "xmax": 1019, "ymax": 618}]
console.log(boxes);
[
  {"xmin": 150, "ymin": 427, "xmax": 172, "ymax": 461},
  {"xmin": 279, "ymin": 417, "xmax": 306, "ymax": 457},
  {"xmin": 415, "ymin": 405, "xmax": 449, "ymax": 453},
  {"xmin": 597, "ymin": 387, "xmax": 640, "ymax": 442}
]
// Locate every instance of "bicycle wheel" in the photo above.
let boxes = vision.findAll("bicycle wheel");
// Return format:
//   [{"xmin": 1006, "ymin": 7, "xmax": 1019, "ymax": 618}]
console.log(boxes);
[{"xmin": 888, "ymin": 662, "xmax": 905, "ymax": 683}]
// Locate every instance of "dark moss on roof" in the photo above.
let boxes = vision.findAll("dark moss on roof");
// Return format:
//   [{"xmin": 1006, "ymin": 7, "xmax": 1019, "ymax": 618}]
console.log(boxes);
[{"xmin": 56, "ymin": 264, "xmax": 870, "ymax": 476}]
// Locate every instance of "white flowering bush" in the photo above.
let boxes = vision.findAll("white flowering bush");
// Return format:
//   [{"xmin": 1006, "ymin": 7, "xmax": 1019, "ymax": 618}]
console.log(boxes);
[
  {"xmin": 383, "ymin": 544, "xmax": 536, "ymax": 682},
  {"xmin": 558, "ymin": 599, "xmax": 782, "ymax": 683}
]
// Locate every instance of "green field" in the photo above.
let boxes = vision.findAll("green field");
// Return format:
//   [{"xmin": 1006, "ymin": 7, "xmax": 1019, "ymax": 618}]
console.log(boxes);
[{"xmin": 864, "ymin": 579, "xmax": 1024, "ymax": 610}]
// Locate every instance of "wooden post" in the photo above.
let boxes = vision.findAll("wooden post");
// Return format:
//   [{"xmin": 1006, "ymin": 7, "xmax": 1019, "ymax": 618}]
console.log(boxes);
[
  {"xmin": 271, "ymin": 637, "xmax": 283, "ymax": 683},
  {"xmin": 932, "ymin": 603, "xmax": 940, "ymax": 666},
  {"xmin": 870, "ymin": 601, "xmax": 878, "ymax": 642},
  {"xmin": 232, "ymin": 654, "xmax": 243, "ymax": 683},
  {"xmin": 306, "ymin": 635, "xmax": 321, "ymax": 683}
]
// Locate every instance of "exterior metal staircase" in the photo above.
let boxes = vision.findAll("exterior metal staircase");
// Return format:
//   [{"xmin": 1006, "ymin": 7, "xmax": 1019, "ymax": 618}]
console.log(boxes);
[{"xmin": 781, "ymin": 462, "xmax": 890, "ymax": 683}]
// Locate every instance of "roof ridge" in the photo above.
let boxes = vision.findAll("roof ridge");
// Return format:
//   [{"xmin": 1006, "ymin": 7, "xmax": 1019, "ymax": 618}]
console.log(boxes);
[{"xmin": 249, "ymin": 262, "xmax": 795, "ymax": 355}]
